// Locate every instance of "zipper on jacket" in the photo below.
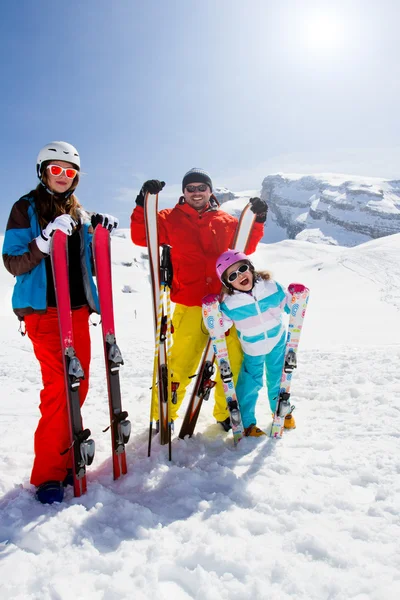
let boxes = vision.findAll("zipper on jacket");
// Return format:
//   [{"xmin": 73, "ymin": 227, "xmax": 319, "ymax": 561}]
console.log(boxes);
[{"xmin": 250, "ymin": 289, "xmax": 274, "ymax": 341}]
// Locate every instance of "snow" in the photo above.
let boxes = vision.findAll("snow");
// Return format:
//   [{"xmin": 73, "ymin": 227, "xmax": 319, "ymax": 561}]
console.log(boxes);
[{"xmin": 1, "ymin": 229, "xmax": 400, "ymax": 600}]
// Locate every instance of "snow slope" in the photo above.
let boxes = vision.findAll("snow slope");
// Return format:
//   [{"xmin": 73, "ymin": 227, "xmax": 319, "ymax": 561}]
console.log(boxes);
[{"xmin": 0, "ymin": 231, "xmax": 400, "ymax": 600}]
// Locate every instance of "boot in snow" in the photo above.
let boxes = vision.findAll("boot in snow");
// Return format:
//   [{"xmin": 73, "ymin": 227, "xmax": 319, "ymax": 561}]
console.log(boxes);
[
  {"xmin": 244, "ymin": 424, "xmax": 266, "ymax": 437},
  {"xmin": 284, "ymin": 413, "xmax": 296, "ymax": 429},
  {"xmin": 35, "ymin": 481, "xmax": 64, "ymax": 504},
  {"xmin": 217, "ymin": 417, "xmax": 232, "ymax": 432}
]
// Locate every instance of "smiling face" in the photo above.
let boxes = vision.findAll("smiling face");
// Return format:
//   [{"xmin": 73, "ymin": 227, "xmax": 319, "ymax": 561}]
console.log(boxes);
[
  {"xmin": 183, "ymin": 182, "xmax": 212, "ymax": 212},
  {"xmin": 43, "ymin": 160, "xmax": 77, "ymax": 194},
  {"xmin": 225, "ymin": 260, "xmax": 254, "ymax": 292}
]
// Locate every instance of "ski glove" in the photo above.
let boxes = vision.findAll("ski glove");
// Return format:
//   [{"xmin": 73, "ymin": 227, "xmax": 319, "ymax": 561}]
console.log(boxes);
[
  {"xmin": 36, "ymin": 214, "xmax": 77, "ymax": 254},
  {"xmin": 91, "ymin": 213, "xmax": 119, "ymax": 232},
  {"xmin": 288, "ymin": 283, "xmax": 307, "ymax": 294},
  {"xmin": 135, "ymin": 180, "xmax": 166, "ymax": 207},
  {"xmin": 202, "ymin": 293, "xmax": 220, "ymax": 305},
  {"xmin": 249, "ymin": 197, "xmax": 268, "ymax": 223}
]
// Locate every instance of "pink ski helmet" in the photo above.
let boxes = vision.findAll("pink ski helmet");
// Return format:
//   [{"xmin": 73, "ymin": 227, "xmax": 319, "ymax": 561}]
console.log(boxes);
[{"xmin": 216, "ymin": 249, "xmax": 253, "ymax": 283}]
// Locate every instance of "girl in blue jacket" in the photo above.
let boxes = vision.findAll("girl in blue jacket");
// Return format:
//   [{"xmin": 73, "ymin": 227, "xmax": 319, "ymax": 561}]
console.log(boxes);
[
  {"xmin": 216, "ymin": 249, "xmax": 304, "ymax": 437},
  {"xmin": 2, "ymin": 141, "xmax": 118, "ymax": 504}
]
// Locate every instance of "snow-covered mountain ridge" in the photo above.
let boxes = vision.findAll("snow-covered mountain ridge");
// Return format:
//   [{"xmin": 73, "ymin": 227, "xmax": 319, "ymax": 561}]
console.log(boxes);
[
  {"xmin": 260, "ymin": 172, "xmax": 400, "ymax": 246},
  {"xmin": 216, "ymin": 173, "xmax": 400, "ymax": 247}
]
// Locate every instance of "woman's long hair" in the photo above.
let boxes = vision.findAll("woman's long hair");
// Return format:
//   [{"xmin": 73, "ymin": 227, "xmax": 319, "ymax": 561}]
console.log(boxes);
[
  {"xmin": 34, "ymin": 163, "xmax": 82, "ymax": 228},
  {"xmin": 221, "ymin": 263, "xmax": 271, "ymax": 296}
]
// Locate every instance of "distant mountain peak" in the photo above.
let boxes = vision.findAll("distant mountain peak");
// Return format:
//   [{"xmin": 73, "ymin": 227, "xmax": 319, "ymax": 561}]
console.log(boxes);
[{"xmin": 260, "ymin": 172, "xmax": 400, "ymax": 247}]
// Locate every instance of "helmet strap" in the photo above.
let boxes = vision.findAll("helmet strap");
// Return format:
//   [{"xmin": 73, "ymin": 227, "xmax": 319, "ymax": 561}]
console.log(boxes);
[
  {"xmin": 38, "ymin": 178, "xmax": 73, "ymax": 200},
  {"xmin": 39, "ymin": 178, "xmax": 55, "ymax": 196}
]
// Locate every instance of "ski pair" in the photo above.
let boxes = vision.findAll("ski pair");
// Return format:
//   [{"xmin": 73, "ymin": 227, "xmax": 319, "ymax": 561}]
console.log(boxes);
[
  {"xmin": 148, "ymin": 245, "xmax": 175, "ymax": 459},
  {"xmin": 50, "ymin": 226, "xmax": 130, "ymax": 498},
  {"xmin": 144, "ymin": 193, "xmax": 176, "ymax": 457},
  {"xmin": 270, "ymin": 284, "xmax": 310, "ymax": 438}
]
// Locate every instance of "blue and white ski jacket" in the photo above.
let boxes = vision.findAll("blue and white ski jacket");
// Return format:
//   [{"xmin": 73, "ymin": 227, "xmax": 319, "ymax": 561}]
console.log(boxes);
[
  {"xmin": 2, "ymin": 193, "xmax": 99, "ymax": 318},
  {"xmin": 220, "ymin": 278, "xmax": 291, "ymax": 357}
]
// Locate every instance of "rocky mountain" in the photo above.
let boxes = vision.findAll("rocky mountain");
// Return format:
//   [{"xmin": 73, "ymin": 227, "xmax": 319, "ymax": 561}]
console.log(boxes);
[
  {"xmin": 259, "ymin": 173, "xmax": 400, "ymax": 246},
  {"xmin": 214, "ymin": 187, "xmax": 236, "ymax": 204}
]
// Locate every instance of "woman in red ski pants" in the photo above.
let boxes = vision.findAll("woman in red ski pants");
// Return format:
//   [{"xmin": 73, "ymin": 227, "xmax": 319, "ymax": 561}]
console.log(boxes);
[{"xmin": 3, "ymin": 141, "xmax": 118, "ymax": 504}]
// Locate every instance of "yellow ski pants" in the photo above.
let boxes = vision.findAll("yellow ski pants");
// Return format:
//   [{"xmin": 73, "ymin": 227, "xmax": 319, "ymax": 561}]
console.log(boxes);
[{"xmin": 152, "ymin": 303, "xmax": 243, "ymax": 422}]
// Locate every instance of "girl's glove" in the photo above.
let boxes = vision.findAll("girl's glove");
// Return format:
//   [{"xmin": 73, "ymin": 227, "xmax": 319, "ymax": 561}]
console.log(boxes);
[
  {"xmin": 91, "ymin": 213, "xmax": 119, "ymax": 232},
  {"xmin": 288, "ymin": 283, "xmax": 308, "ymax": 294},
  {"xmin": 202, "ymin": 293, "xmax": 220, "ymax": 305},
  {"xmin": 36, "ymin": 214, "xmax": 76, "ymax": 254}
]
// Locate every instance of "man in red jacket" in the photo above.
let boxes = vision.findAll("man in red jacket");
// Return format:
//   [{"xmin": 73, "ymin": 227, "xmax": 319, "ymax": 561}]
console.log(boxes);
[{"xmin": 131, "ymin": 168, "xmax": 267, "ymax": 431}]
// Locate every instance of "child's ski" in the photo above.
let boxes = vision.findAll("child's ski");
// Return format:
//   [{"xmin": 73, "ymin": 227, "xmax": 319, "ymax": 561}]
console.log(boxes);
[
  {"xmin": 93, "ymin": 225, "xmax": 131, "ymax": 479},
  {"xmin": 50, "ymin": 230, "xmax": 95, "ymax": 497},
  {"xmin": 271, "ymin": 283, "xmax": 310, "ymax": 438},
  {"xmin": 179, "ymin": 203, "xmax": 256, "ymax": 440},
  {"xmin": 202, "ymin": 296, "xmax": 244, "ymax": 445}
]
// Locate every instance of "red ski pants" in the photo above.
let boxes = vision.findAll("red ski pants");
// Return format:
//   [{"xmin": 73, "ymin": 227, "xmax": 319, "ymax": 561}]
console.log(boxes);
[{"xmin": 25, "ymin": 307, "xmax": 91, "ymax": 486}]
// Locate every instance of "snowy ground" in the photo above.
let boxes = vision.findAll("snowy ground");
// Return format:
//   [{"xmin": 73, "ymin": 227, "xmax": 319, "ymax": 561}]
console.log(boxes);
[{"xmin": 0, "ymin": 230, "xmax": 400, "ymax": 600}]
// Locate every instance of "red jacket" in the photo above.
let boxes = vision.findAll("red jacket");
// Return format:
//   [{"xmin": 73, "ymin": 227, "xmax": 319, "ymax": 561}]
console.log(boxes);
[{"xmin": 130, "ymin": 200, "xmax": 264, "ymax": 307}]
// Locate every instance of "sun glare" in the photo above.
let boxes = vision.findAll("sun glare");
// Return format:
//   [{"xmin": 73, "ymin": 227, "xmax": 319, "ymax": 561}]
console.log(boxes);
[{"xmin": 303, "ymin": 13, "xmax": 346, "ymax": 53}]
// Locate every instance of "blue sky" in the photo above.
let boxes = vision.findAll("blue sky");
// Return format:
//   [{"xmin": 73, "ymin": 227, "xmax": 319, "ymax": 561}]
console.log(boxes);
[{"xmin": 1, "ymin": 0, "xmax": 400, "ymax": 228}]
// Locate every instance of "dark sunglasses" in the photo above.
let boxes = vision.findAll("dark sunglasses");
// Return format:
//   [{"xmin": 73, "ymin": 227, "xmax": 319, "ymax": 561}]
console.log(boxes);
[
  {"xmin": 227, "ymin": 263, "xmax": 250, "ymax": 283},
  {"xmin": 185, "ymin": 184, "xmax": 209, "ymax": 193}
]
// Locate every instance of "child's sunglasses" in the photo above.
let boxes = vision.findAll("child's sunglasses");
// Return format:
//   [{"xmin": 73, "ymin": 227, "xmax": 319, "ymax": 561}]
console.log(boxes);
[
  {"xmin": 47, "ymin": 164, "xmax": 78, "ymax": 179},
  {"xmin": 227, "ymin": 263, "xmax": 250, "ymax": 283},
  {"xmin": 185, "ymin": 184, "xmax": 209, "ymax": 193}
]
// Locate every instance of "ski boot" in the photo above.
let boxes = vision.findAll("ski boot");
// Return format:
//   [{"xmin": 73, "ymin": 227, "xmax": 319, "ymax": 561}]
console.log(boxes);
[
  {"xmin": 35, "ymin": 480, "xmax": 64, "ymax": 504},
  {"xmin": 244, "ymin": 424, "xmax": 266, "ymax": 437},
  {"xmin": 284, "ymin": 406, "xmax": 296, "ymax": 430},
  {"xmin": 217, "ymin": 417, "xmax": 232, "ymax": 432}
]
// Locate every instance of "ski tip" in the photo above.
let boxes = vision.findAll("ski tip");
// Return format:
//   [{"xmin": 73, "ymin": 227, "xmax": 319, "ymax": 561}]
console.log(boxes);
[{"xmin": 233, "ymin": 432, "xmax": 244, "ymax": 446}]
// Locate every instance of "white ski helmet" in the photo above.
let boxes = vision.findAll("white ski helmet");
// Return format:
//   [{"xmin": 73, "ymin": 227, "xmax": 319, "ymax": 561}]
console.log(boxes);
[{"xmin": 36, "ymin": 141, "xmax": 80, "ymax": 178}]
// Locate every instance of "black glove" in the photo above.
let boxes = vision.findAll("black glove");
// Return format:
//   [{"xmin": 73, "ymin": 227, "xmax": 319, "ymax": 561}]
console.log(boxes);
[
  {"xmin": 135, "ymin": 180, "xmax": 165, "ymax": 207},
  {"xmin": 250, "ymin": 197, "xmax": 268, "ymax": 223},
  {"xmin": 91, "ymin": 213, "xmax": 119, "ymax": 231}
]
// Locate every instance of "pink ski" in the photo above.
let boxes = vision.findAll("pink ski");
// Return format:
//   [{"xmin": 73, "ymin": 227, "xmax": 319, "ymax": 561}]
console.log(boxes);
[
  {"xmin": 50, "ymin": 230, "xmax": 95, "ymax": 497},
  {"xmin": 93, "ymin": 225, "xmax": 131, "ymax": 479},
  {"xmin": 271, "ymin": 284, "xmax": 310, "ymax": 438}
]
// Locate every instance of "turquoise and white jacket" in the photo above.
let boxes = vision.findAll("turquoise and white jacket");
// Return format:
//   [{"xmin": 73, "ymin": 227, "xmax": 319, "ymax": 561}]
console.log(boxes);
[{"xmin": 220, "ymin": 278, "xmax": 291, "ymax": 357}]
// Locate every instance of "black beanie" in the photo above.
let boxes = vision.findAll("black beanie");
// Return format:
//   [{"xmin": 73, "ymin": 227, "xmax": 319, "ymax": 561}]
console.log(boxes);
[{"xmin": 182, "ymin": 168, "xmax": 213, "ymax": 192}]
